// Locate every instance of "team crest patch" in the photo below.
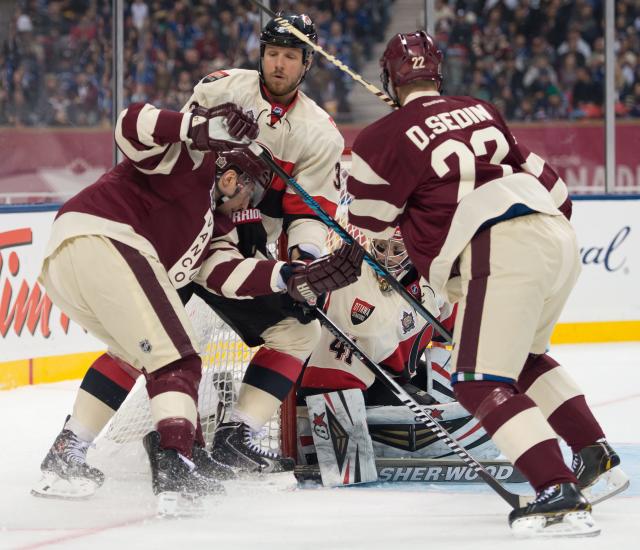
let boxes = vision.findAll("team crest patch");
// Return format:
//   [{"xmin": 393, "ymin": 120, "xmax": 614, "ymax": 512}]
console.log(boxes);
[
  {"xmin": 401, "ymin": 311, "xmax": 415, "ymax": 334},
  {"xmin": 203, "ymin": 70, "xmax": 229, "ymax": 83},
  {"xmin": 351, "ymin": 298, "xmax": 375, "ymax": 325}
]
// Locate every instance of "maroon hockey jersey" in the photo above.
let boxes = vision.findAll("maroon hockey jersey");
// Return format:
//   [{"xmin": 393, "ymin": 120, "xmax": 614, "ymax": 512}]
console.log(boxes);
[
  {"xmin": 347, "ymin": 91, "xmax": 571, "ymax": 296},
  {"xmin": 44, "ymin": 103, "xmax": 218, "ymax": 288}
]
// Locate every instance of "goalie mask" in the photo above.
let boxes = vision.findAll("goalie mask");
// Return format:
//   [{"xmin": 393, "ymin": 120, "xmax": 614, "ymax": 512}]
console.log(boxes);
[
  {"xmin": 259, "ymin": 14, "xmax": 317, "ymax": 85},
  {"xmin": 214, "ymin": 148, "xmax": 273, "ymax": 208},
  {"xmin": 380, "ymin": 30, "xmax": 443, "ymax": 106},
  {"xmin": 371, "ymin": 227, "xmax": 412, "ymax": 292}
]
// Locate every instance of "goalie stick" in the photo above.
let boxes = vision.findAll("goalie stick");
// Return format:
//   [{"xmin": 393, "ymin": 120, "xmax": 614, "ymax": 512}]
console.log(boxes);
[
  {"xmin": 247, "ymin": 142, "xmax": 453, "ymax": 343},
  {"xmin": 308, "ymin": 304, "xmax": 527, "ymax": 509},
  {"xmin": 248, "ymin": 0, "xmax": 397, "ymax": 110}
]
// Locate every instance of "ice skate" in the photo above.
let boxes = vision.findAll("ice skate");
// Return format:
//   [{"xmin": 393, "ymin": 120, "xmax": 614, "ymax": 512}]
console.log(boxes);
[
  {"xmin": 192, "ymin": 443, "xmax": 237, "ymax": 481},
  {"xmin": 509, "ymin": 483, "xmax": 599, "ymax": 538},
  {"xmin": 572, "ymin": 440, "xmax": 630, "ymax": 505},
  {"xmin": 210, "ymin": 421, "xmax": 295, "ymax": 474},
  {"xmin": 31, "ymin": 427, "xmax": 104, "ymax": 499},
  {"xmin": 143, "ymin": 431, "xmax": 224, "ymax": 517}
]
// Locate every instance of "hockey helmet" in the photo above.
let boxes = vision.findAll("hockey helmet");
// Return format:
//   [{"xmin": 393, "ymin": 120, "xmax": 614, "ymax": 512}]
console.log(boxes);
[
  {"xmin": 215, "ymin": 148, "xmax": 273, "ymax": 207},
  {"xmin": 259, "ymin": 14, "xmax": 317, "ymax": 82},
  {"xmin": 380, "ymin": 31, "xmax": 443, "ymax": 105},
  {"xmin": 371, "ymin": 227, "xmax": 412, "ymax": 291}
]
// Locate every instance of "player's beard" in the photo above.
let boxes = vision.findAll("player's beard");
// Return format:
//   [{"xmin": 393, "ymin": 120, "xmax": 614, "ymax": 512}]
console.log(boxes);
[{"xmin": 264, "ymin": 70, "xmax": 302, "ymax": 101}]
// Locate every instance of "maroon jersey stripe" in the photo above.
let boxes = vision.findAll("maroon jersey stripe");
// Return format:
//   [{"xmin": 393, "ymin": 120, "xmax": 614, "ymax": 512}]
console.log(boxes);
[
  {"xmin": 153, "ymin": 109, "xmax": 185, "ymax": 145},
  {"xmin": 347, "ymin": 176, "xmax": 404, "ymax": 205},
  {"xmin": 235, "ymin": 260, "xmax": 279, "ymax": 297},
  {"xmin": 111, "ymin": 239, "xmax": 196, "ymax": 359},
  {"xmin": 348, "ymin": 211, "xmax": 400, "ymax": 235},
  {"xmin": 205, "ymin": 259, "xmax": 241, "ymax": 295},
  {"xmin": 457, "ymin": 229, "xmax": 491, "ymax": 373},
  {"xmin": 120, "ymin": 103, "xmax": 149, "ymax": 152}
]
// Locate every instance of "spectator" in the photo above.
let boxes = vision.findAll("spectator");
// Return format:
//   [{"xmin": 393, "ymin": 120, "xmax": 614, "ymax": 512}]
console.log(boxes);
[
  {"xmin": 131, "ymin": 0, "xmax": 149, "ymax": 32},
  {"xmin": 557, "ymin": 28, "xmax": 591, "ymax": 65},
  {"xmin": 1, "ymin": 0, "xmax": 638, "ymax": 125},
  {"xmin": 572, "ymin": 66, "xmax": 603, "ymax": 118}
]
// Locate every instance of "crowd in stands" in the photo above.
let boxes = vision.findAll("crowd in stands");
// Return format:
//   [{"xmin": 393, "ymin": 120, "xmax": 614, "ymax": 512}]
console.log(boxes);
[
  {"xmin": 0, "ymin": 0, "xmax": 391, "ymax": 126},
  {"xmin": 1, "ymin": 0, "xmax": 639, "ymax": 127},
  {"xmin": 431, "ymin": 0, "xmax": 640, "ymax": 120}
]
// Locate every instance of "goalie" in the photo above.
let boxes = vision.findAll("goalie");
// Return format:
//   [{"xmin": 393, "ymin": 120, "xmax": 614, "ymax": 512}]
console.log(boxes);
[{"xmin": 296, "ymin": 228, "xmax": 499, "ymax": 464}]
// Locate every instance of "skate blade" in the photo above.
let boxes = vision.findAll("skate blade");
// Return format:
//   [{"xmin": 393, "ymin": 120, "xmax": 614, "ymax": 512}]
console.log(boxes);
[
  {"xmin": 156, "ymin": 492, "xmax": 207, "ymax": 518},
  {"xmin": 584, "ymin": 466, "xmax": 630, "ymax": 505},
  {"xmin": 511, "ymin": 511, "xmax": 600, "ymax": 538},
  {"xmin": 31, "ymin": 472, "xmax": 98, "ymax": 500}
]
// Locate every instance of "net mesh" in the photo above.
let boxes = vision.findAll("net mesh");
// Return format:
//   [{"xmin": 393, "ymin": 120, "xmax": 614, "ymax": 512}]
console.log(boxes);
[{"xmin": 93, "ymin": 154, "xmax": 368, "ymax": 463}]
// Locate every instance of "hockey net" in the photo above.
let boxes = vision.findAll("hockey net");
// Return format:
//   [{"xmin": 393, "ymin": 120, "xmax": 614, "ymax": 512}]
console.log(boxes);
[{"xmin": 93, "ymin": 153, "xmax": 369, "ymax": 465}]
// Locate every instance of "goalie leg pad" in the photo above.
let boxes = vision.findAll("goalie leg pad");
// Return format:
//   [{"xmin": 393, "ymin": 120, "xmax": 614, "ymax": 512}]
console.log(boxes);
[{"xmin": 306, "ymin": 389, "xmax": 377, "ymax": 486}]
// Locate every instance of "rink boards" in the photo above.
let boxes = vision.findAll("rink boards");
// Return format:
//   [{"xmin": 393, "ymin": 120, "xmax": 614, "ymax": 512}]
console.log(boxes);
[{"xmin": 1, "ymin": 198, "xmax": 639, "ymax": 389}]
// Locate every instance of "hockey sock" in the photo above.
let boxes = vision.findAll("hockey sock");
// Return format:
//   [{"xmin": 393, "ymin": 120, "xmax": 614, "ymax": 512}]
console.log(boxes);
[
  {"xmin": 233, "ymin": 347, "xmax": 304, "ymax": 431},
  {"xmin": 518, "ymin": 353, "xmax": 605, "ymax": 454},
  {"xmin": 146, "ymin": 354, "xmax": 201, "ymax": 458},
  {"xmin": 69, "ymin": 353, "xmax": 138, "ymax": 440},
  {"xmin": 455, "ymin": 381, "xmax": 577, "ymax": 492}
]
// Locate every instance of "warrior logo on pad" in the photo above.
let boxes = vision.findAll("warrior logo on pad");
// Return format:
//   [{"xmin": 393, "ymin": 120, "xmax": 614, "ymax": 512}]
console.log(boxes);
[{"xmin": 351, "ymin": 298, "xmax": 375, "ymax": 325}]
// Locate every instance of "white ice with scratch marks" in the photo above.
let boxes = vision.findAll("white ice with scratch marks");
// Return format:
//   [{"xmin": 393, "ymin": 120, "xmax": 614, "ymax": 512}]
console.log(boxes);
[{"xmin": 1, "ymin": 343, "xmax": 638, "ymax": 550}]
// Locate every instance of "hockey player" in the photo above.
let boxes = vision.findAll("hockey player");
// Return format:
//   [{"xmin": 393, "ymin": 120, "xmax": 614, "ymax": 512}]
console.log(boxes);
[
  {"xmin": 177, "ymin": 13, "xmax": 348, "ymax": 475},
  {"xmin": 32, "ymin": 99, "xmax": 362, "ymax": 502},
  {"xmin": 33, "ymin": 12, "xmax": 348, "ymax": 490},
  {"xmin": 296, "ymin": 230, "xmax": 502, "ymax": 463},
  {"xmin": 346, "ymin": 31, "xmax": 628, "ymax": 537},
  {"xmin": 299, "ymin": 227, "xmax": 450, "ymax": 405}
]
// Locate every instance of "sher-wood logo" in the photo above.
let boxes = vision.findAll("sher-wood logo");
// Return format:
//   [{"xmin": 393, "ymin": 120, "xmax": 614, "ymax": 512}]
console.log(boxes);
[
  {"xmin": 579, "ymin": 226, "xmax": 631, "ymax": 273},
  {"xmin": 0, "ymin": 228, "xmax": 70, "ymax": 338}
]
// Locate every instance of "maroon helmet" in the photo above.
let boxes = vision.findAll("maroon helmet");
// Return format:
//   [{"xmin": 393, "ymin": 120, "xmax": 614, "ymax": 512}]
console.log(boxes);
[
  {"xmin": 215, "ymin": 148, "xmax": 273, "ymax": 206},
  {"xmin": 380, "ymin": 31, "xmax": 443, "ymax": 105}
]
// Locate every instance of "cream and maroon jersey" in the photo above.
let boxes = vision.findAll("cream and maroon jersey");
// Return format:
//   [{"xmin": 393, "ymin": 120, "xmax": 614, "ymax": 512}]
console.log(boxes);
[
  {"xmin": 347, "ymin": 91, "xmax": 571, "ymax": 297},
  {"xmin": 185, "ymin": 69, "xmax": 344, "ymax": 256},
  {"xmin": 301, "ymin": 267, "xmax": 445, "ymax": 391},
  {"xmin": 43, "ymin": 103, "xmax": 217, "ymax": 289},
  {"xmin": 194, "ymin": 208, "xmax": 286, "ymax": 300}
]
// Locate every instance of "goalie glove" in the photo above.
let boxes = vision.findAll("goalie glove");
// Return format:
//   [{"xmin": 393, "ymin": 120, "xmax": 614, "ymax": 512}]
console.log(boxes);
[
  {"xmin": 280, "ymin": 242, "xmax": 364, "ymax": 304},
  {"xmin": 187, "ymin": 102, "xmax": 259, "ymax": 151}
]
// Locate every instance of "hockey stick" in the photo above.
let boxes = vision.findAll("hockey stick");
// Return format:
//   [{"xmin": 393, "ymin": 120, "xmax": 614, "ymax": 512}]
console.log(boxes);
[
  {"xmin": 248, "ymin": 142, "xmax": 453, "ymax": 343},
  {"xmin": 248, "ymin": 0, "xmax": 397, "ymax": 110},
  {"xmin": 310, "ymin": 304, "xmax": 527, "ymax": 508}
]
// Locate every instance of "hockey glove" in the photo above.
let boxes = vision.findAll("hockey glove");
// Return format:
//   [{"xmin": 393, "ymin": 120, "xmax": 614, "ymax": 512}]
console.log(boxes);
[
  {"xmin": 281, "ymin": 242, "xmax": 364, "ymax": 304},
  {"xmin": 187, "ymin": 103, "xmax": 259, "ymax": 151}
]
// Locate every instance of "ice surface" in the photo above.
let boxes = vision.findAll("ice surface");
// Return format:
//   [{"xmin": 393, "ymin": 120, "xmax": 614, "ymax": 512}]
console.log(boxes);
[{"xmin": 1, "ymin": 343, "xmax": 638, "ymax": 549}]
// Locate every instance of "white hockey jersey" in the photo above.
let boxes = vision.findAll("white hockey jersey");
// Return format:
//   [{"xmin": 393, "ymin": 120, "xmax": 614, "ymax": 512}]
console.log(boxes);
[
  {"xmin": 302, "ymin": 267, "xmax": 445, "ymax": 391},
  {"xmin": 185, "ymin": 69, "xmax": 345, "ymax": 256}
]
